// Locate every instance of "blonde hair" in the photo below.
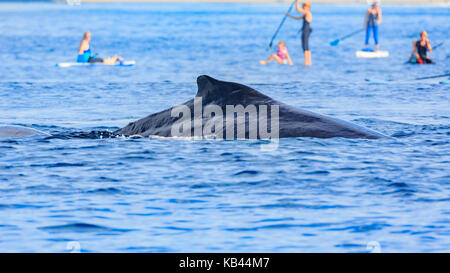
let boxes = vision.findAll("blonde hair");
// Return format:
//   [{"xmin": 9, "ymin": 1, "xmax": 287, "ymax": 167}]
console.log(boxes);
[
  {"xmin": 303, "ymin": 1, "xmax": 311, "ymax": 8},
  {"xmin": 420, "ymin": 30, "xmax": 427, "ymax": 37},
  {"xmin": 278, "ymin": 41, "xmax": 286, "ymax": 47}
]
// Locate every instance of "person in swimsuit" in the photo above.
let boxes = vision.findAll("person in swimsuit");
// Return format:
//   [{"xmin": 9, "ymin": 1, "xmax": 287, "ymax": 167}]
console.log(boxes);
[
  {"xmin": 77, "ymin": 32, "xmax": 124, "ymax": 65},
  {"xmin": 409, "ymin": 31, "xmax": 434, "ymax": 64},
  {"xmin": 364, "ymin": 2, "xmax": 382, "ymax": 51},
  {"xmin": 286, "ymin": 1, "xmax": 312, "ymax": 66},
  {"xmin": 260, "ymin": 41, "xmax": 293, "ymax": 65}
]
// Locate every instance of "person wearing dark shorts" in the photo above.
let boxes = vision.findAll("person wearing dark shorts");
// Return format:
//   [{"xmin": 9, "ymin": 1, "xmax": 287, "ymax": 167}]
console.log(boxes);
[
  {"xmin": 287, "ymin": 1, "xmax": 312, "ymax": 65},
  {"xmin": 301, "ymin": 13, "xmax": 311, "ymax": 52},
  {"xmin": 88, "ymin": 56, "xmax": 104, "ymax": 63}
]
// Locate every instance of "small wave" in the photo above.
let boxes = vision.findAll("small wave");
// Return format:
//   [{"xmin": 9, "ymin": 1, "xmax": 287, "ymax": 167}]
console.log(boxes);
[
  {"xmin": 233, "ymin": 170, "xmax": 260, "ymax": 176},
  {"xmin": 251, "ymin": 217, "xmax": 295, "ymax": 223},
  {"xmin": 0, "ymin": 145, "xmax": 14, "ymax": 149},
  {"xmin": 305, "ymin": 170, "xmax": 330, "ymax": 175},
  {"xmin": 120, "ymin": 156, "xmax": 156, "ymax": 161},
  {"xmin": 122, "ymin": 246, "xmax": 171, "ymax": 252},
  {"xmin": 96, "ymin": 176, "xmax": 121, "ymax": 182},
  {"xmin": 294, "ymin": 151, "xmax": 315, "ymax": 155},
  {"xmin": 168, "ymin": 198, "xmax": 206, "ymax": 204},
  {"xmin": 127, "ymin": 212, "xmax": 172, "ymax": 216},
  {"xmin": 0, "ymin": 203, "xmax": 51, "ymax": 209},
  {"xmin": 30, "ymin": 162, "xmax": 85, "ymax": 168},
  {"xmin": 85, "ymin": 187, "xmax": 123, "ymax": 195},
  {"xmin": 334, "ymin": 243, "xmax": 366, "ymax": 249},
  {"xmin": 388, "ymin": 182, "xmax": 409, "ymax": 188},
  {"xmin": 190, "ymin": 183, "xmax": 213, "ymax": 189},
  {"xmin": 381, "ymin": 188, "xmax": 417, "ymax": 196},
  {"xmin": 392, "ymin": 131, "xmax": 416, "ymax": 138},
  {"xmin": 326, "ymin": 222, "xmax": 391, "ymax": 233},
  {"xmin": 155, "ymin": 226, "xmax": 195, "ymax": 232},
  {"xmin": 225, "ymin": 222, "xmax": 332, "ymax": 232},
  {"xmin": 38, "ymin": 223, "xmax": 133, "ymax": 233}
]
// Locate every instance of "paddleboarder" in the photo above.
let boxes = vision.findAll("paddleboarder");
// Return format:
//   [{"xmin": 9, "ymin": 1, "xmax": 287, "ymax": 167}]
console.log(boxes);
[
  {"xmin": 77, "ymin": 31, "xmax": 124, "ymax": 65},
  {"xmin": 364, "ymin": 2, "xmax": 382, "ymax": 51},
  {"xmin": 286, "ymin": 1, "xmax": 312, "ymax": 66},
  {"xmin": 409, "ymin": 31, "xmax": 434, "ymax": 64}
]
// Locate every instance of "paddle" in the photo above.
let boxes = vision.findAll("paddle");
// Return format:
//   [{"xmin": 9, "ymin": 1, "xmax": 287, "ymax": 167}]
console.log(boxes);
[
  {"xmin": 414, "ymin": 73, "xmax": 450, "ymax": 81},
  {"xmin": 329, "ymin": 28, "xmax": 364, "ymax": 46},
  {"xmin": 267, "ymin": 1, "xmax": 295, "ymax": 50},
  {"xmin": 433, "ymin": 41, "xmax": 444, "ymax": 50},
  {"xmin": 366, "ymin": 73, "xmax": 450, "ymax": 83}
]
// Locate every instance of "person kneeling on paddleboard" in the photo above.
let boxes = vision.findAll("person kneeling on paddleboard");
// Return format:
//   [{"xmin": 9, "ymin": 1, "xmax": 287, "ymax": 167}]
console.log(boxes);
[
  {"xmin": 409, "ymin": 31, "xmax": 434, "ymax": 64},
  {"xmin": 77, "ymin": 32, "xmax": 124, "ymax": 65},
  {"xmin": 364, "ymin": 2, "xmax": 382, "ymax": 51},
  {"xmin": 286, "ymin": 0, "xmax": 312, "ymax": 66},
  {"xmin": 260, "ymin": 41, "xmax": 293, "ymax": 66}
]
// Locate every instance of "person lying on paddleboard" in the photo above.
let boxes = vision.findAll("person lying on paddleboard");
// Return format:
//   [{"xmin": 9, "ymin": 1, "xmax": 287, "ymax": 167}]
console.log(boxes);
[
  {"xmin": 77, "ymin": 32, "xmax": 124, "ymax": 65},
  {"xmin": 286, "ymin": 0, "xmax": 312, "ymax": 66},
  {"xmin": 364, "ymin": 2, "xmax": 382, "ymax": 51},
  {"xmin": 409, "ymin": 31, "xmax": 434, "ymax": 64},
  {"xmin": 260, "ymin": 41, "xmax": 293, "ymax": 66}
]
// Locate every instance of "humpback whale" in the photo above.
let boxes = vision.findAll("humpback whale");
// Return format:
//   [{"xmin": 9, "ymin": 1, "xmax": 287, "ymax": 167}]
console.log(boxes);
[
  {"xmin": 0, "ymin": 125, "xmax": 50, "ymax": 138},
  {"xmin": 115, "ymin": 75, "xmax": 384, "ymax": 139}
]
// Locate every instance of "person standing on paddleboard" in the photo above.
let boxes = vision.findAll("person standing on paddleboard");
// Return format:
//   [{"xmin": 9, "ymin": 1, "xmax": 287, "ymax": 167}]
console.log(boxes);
[
  {"xmin": 77, "ymin": 31, "xmax": 124, "ymax": 65},
  {"xmin": 409, "ymin": 31, "xmax": 434, "ymax": 64},
  {"xmin": 364, "ymin": 2, "xmax": 382, "ymax": 51},
  {"xmin": 286, "ymin": 1, "xmax": 312, "ymax": 66}
]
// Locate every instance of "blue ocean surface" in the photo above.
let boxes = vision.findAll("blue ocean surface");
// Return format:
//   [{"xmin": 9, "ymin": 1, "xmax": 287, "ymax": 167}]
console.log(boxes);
[{"xmin": 0, "ymin": 2, "xmax": 449, "ymax": 252}]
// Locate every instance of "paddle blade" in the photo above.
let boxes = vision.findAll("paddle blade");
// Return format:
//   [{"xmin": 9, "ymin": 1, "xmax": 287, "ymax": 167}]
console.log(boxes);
[
  {"xmin": 365, "ymin": 78, "xmax": 389, "ymax": 83},
  {"xmin": 330, "ymin": 39, "xmax": 339, "ymax": 46}
]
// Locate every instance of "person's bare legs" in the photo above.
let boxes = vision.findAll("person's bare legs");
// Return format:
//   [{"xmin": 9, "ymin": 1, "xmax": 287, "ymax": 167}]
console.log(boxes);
[
  {"xmin": 260, "ymin": 54, "xmax": 283, "ymax": 65},
  {"xmin": 103, "ymin": 55, "xmax": 123, "ymax": 65},
  {"xmin": 304, "ymin": 50, "xmax": 311, "ymax": 66}
]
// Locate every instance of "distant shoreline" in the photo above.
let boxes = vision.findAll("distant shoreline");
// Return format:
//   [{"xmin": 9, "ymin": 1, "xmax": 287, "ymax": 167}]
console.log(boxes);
[{"xmin": 76, "ymin": 0, "xmax": 450, "ymax": 3}]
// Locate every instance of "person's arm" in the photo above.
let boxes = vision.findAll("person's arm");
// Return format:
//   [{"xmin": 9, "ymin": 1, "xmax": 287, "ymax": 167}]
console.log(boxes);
[
  {"xmin": 296, "ymin": 0, "xmax": 306, "ymax": 15},
  {"xmin": 377, "ymin": 8, "xmax": 382, "ymax": 24},
  {"xmin": 78, "ymin": 40, "xmax": 87, "ymax": 55},
  {"xmin": 286, "ymin": 13, "xmax": 303, "ymax": 20},
  {"xmin": 411, "ymin": 41, "xmax": 417, "ymax": 54},
  {"xmin": 363, "ymin": 11, "xmax": 369, "ymax": 30},
  {"xmin": 427, "ymin": 40, "xmax": 432, "ymax": 52}
]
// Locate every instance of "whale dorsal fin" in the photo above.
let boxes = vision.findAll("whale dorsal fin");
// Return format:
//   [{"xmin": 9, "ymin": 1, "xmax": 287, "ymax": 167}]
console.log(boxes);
[{"xmin": 195, "ymin": 75, "xmax": 271, "ymax": 104}]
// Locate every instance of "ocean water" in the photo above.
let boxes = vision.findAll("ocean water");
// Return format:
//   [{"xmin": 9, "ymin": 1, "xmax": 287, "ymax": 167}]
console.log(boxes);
[{"xmin": 0, "ymin": 2, "xmax": 449, "ymax": 252}]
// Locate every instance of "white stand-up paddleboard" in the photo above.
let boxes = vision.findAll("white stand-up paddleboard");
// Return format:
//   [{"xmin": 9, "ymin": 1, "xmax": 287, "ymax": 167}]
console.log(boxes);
[
  {"xmin": 356, "ymin": 50, "xmax": 389, "ymax": 58},
  {"xmin": 56, "ymin": 60, "xmax": 136, "ymax": 68}
]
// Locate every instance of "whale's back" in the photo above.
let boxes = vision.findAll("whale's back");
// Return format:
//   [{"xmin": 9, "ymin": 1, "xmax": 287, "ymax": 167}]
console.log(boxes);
[
  {"xmin": 0, "ymin": 126, "xmax": 49, "ymax": 138},
  {"xmin": 114, "ymin": 75, "xmax": 384, "ymax": 139}
]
